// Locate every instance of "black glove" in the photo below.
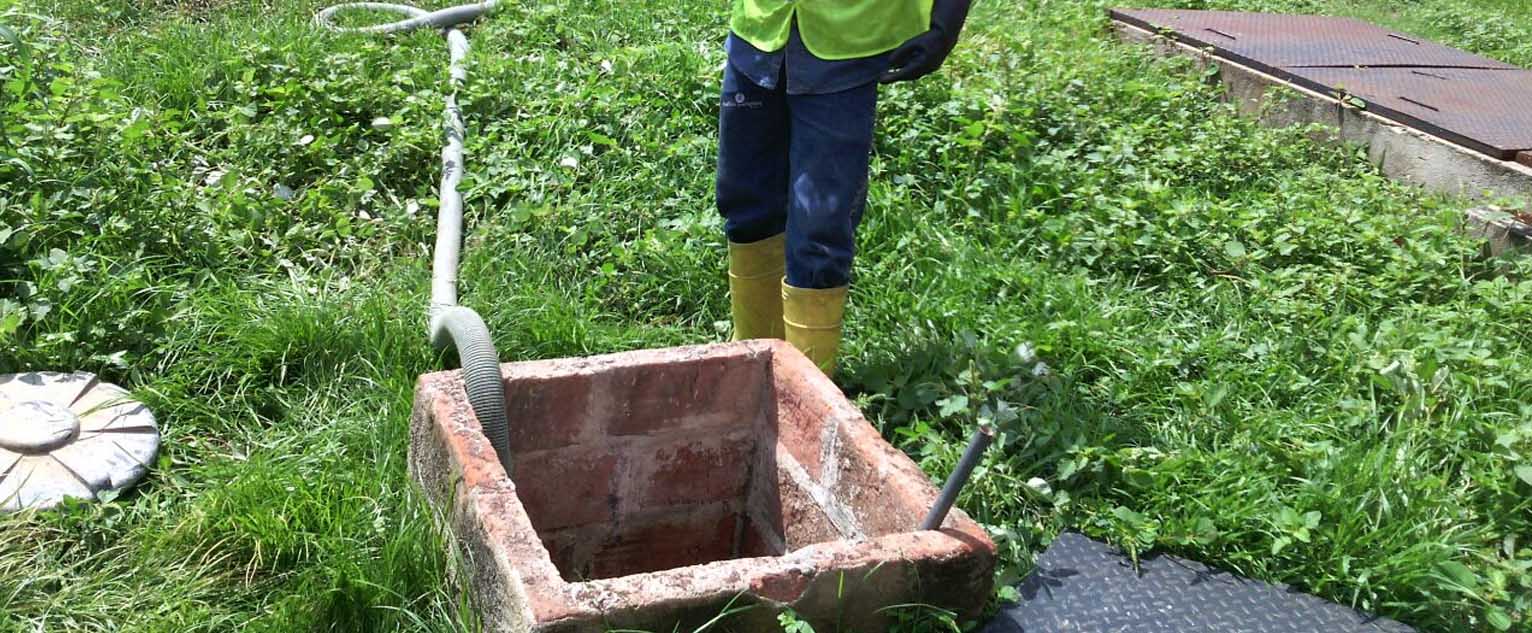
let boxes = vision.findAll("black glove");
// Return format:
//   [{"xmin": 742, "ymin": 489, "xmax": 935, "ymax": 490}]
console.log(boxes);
[{"xmin": 880, "ymin": 0, "xmax": 974, "ymax": 84}]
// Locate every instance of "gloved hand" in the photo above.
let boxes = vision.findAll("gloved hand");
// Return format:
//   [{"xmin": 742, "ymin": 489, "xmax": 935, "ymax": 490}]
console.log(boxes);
[{"xmin": 880, "ymin": 0, "xmax": 974, "ymax": 84}]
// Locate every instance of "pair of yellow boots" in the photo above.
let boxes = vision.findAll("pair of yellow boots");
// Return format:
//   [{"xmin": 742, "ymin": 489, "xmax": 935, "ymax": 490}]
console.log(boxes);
[{"xmin": 727, "ymin": 234, "xmax": 846, "ymax": 375}]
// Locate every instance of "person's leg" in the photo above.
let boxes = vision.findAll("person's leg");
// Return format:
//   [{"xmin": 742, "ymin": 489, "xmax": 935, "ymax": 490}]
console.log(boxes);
[
  {"xmin": 781, "ymin": 81, "xmax": 878, "ymax": 374},
  {"xmin": 716, "ymin": 63, "xmax": 790, "ymax": 340}
]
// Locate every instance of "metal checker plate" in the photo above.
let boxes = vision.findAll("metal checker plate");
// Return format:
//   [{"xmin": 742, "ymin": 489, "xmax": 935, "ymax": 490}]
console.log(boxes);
[
  {"xmin": 982, "ymin": 533, "xmax": 1415, "ymax": 633},
  {"xmin": 1288, "ymin": 67, "xmax": 1532, "ymax": 159},
  {"xmin": 1110, "ymin": 8, "xmax": 1516, "ymax": 72}
]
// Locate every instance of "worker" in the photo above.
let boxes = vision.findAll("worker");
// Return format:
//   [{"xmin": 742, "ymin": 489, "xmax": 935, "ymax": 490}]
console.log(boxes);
[{"xmin": 718, "ymin": 0, "xmax": 973, "ymax": 376}]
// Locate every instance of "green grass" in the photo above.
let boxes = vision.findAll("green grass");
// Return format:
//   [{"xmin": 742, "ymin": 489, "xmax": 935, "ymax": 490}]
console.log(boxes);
[{"xmin": 3, "ymin": 0, "xmax": 1531, "ymax": 631}]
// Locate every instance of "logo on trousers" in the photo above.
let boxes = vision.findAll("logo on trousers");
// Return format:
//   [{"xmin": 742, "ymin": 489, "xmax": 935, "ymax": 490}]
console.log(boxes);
[{"xmin": 724, "ymin": 91, "xmax": 762, "ymax": 109}]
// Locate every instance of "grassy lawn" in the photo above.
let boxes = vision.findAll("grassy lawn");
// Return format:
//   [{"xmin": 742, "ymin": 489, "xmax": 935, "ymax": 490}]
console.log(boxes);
[{"xmin": 2, "ymin": 0, "xmax": 1530, "ymax": 631}]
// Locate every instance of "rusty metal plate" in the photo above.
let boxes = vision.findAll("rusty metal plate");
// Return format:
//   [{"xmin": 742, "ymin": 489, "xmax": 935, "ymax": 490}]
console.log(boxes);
[
  {"xmin": 1110, "ymin": 9, "xmax": 1517, "ymax": 74},
  {"xmin": 1286, "ymin": 67, "xmax": 1532, "ymax": 159},
  {"xmin": 1110, "ymin": 8, "xmax": 1530, "ymax": 160}
]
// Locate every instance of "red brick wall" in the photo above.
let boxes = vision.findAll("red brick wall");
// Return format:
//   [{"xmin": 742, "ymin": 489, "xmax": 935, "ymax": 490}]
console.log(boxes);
[{"xmin": 506, "ymin": 347, "xmax": 786, "ymax": 580}]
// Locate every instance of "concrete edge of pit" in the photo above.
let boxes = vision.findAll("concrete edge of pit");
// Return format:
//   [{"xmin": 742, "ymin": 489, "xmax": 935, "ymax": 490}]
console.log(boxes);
[{"xmin": 1109, "ymin": 19, "xmax": 1532, "ymax": 257}]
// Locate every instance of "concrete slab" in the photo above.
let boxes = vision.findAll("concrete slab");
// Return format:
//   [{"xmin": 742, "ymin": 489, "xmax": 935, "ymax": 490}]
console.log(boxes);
[
  {"xmin": 409, "ymin": 340, "xmax": 995, "ymax": 633},
  {"xmin": 1465, "ymin": 206, "xmax": 1532, "ymax": 257}
]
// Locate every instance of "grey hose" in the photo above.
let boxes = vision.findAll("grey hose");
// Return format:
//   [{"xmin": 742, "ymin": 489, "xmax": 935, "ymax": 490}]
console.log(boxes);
[
  {"xmin": 430, "ymin": 306, "xmax": 508, "ymax": 462},
  {"xmin": 318, "ymin": 1, "xmax": 512, "ymax": 473},
  {"xmin": 315, "ymin": 2, "xmax": 497, "ymax": 35}
]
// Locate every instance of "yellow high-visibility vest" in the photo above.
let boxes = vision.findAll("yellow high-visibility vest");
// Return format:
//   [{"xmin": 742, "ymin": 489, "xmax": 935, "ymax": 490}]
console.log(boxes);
[{"xmin": 731, "ymin": 0, "xmax": 933, "ymax": 60}]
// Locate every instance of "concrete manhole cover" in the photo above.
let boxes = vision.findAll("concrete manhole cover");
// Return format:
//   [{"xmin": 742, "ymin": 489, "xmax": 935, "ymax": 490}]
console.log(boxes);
[{"xmin": 0, "ymin": 372, "xmax": 160, "ymax": 512}]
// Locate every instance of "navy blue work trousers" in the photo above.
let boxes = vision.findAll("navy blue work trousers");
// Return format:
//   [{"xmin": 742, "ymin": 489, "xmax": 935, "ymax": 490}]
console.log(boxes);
[{"xmin": 715, "ymin": 63, "xmax": 878, "ymax": 290}]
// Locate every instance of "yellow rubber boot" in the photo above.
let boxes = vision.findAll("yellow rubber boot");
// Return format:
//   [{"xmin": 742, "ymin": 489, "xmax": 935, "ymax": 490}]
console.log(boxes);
[
  {"xmin": 728, "ymin": 234, "xmax": 786, "ymax": 341},
  {"xmin": 782, "ymin": 282, "xmax": 848, "ymax": 376}
]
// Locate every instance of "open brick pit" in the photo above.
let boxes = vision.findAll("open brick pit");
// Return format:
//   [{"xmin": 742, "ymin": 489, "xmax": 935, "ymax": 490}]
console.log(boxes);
[{"xmin": 409, "ymin": 340, "xmax": 994, "ymax": 632}]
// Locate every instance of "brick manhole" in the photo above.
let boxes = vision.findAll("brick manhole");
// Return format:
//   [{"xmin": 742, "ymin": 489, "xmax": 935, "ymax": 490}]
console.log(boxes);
[{"xmin": 410, "ymin": 340, "xmax": 995, "ymax": 632}]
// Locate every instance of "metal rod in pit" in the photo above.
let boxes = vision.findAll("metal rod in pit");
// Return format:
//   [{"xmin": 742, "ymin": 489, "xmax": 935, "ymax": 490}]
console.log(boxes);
[{"xmin": 920, "ymin": 425, "xmax": 995, "ymax": 530}]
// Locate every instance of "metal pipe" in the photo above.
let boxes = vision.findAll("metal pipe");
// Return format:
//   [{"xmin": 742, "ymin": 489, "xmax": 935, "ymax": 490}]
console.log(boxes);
[{"xmin": 921, "ymin": 425, "xmax": 995, "ymax": 530}]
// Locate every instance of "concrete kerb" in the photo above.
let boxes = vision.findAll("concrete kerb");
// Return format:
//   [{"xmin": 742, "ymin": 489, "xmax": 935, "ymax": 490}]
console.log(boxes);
[
  {"xmin": 1111, "ymin": 20, "xmax": 1532, "ymax": 256},
  {"xmin": 1465, "ymin": 206, "xmax": 1532, "ymax": 258}
]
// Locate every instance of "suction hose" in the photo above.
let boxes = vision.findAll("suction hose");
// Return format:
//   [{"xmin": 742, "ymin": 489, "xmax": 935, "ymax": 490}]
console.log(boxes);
[{"xmin": 317, "ymin": 1, "xmax": 512, "ymax": 473}]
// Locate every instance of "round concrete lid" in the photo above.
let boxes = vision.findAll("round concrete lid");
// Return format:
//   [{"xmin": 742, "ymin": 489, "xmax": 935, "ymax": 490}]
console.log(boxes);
[{"xmin": 0, "ymin": 372, "xmax": 160, "ymax": 512}]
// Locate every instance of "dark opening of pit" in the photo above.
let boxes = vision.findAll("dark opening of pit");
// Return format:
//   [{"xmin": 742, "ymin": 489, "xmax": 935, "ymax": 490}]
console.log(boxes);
[
  {"xmin": 540, "ymin": 508, "xmax": 787, "ymax": 581},
  {"xmin": 502, "ymin": 349, "xmax": 846, "ymax": 582}
]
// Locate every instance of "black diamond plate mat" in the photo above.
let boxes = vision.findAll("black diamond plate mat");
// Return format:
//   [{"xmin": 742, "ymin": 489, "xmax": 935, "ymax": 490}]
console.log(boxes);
[
  {"xmin": 982, "ymin": 533, "xmax": 1416, "ymax": 633},
  {"xmin": 1109, "ymin": 8, "xmax": 1530, "ymax": 160},
  {"xmin": 1287, "ymin": 67, "xmax": 1532, "ymax": 159}
]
